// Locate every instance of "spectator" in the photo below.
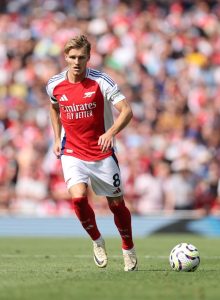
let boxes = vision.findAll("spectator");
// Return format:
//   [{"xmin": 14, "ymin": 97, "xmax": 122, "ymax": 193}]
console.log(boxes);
[{"xmin": 164, "ymin": 159, "xmax": 197, "ymax": 211}]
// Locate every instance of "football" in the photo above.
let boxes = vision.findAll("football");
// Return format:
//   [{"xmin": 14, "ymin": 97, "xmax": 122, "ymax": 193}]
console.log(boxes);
[{"xmin": 169, "ymin": 243, "xmax": 200, "ymax": 272}]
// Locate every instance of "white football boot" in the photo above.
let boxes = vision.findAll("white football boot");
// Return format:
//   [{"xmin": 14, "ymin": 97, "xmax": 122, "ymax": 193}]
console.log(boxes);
[
  {"xmin": 93, "ymin": 238, "xmax": 108, "ymax": 268},
  {"xmin": 123, "ymin": 247, "xmax": 138, "ymax": 271}
]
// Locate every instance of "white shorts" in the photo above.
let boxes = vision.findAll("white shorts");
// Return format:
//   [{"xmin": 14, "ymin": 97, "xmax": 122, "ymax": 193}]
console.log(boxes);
[{"xmin": 61, "ymin": 155, "xmax": 123, "ymax": 197}]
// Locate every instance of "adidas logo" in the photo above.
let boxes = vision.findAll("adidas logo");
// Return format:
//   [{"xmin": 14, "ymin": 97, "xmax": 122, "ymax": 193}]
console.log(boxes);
[
  {"xmin": 83, "ymin": 91, "xmax": 95, "ymax": 98},
  {"xmin": 60, "ymin": 94, "xmax": 68, "ymax": 101},
  {"xmin": 113, "ymin": 187, "xmax": 121, "ymax": 194}
]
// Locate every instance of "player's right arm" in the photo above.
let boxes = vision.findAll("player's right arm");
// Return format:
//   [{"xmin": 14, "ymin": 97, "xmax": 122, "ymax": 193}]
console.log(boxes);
[{"xmin": 49, "ymin": 102, "xmax": 62, "ymax": 158}]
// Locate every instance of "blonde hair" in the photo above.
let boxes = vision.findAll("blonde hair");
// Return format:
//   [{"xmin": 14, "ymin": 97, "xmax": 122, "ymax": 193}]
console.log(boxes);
[{"xmin": 64, "ymin": 35, "xmax": 91, "ymax": 55}]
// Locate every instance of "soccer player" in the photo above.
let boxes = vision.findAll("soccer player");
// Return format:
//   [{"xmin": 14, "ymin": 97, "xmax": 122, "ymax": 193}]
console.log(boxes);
[{"xmin": 46, "ymin": 35, "xmax": 137, "ymax": 271}]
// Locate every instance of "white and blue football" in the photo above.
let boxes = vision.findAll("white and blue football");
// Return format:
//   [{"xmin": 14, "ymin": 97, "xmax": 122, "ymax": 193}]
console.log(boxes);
[{"xmin": 169, "ymin": 243, "xmax": 200, "ymax": 272}]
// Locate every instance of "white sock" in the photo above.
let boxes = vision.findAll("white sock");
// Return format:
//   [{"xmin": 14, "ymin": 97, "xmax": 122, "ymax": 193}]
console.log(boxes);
[
  {"xmin": 94, "ymin": 236, "xmax": 104, "ymax": 244},
  {"xmin": 122, "ymin": 247, "xmax": 135, "ymax": 254}
]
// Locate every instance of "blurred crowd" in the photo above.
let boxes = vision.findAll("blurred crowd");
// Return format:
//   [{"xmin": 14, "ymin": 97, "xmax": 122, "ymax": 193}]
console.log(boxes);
[{"xmin": 1, "ymin": 0, "xmax": 220, "ymax": 216}]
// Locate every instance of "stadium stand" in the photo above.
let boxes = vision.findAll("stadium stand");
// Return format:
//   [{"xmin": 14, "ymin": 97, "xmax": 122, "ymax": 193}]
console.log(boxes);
[{"xmin": 1, "ymin": 0, "xmax": 220, "ymax": 217}]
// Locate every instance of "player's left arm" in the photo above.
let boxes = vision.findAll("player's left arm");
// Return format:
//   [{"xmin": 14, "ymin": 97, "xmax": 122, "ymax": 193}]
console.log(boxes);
[{"xmin": 98, "ymin": 99, "xmax": 133, "ymax": 152}]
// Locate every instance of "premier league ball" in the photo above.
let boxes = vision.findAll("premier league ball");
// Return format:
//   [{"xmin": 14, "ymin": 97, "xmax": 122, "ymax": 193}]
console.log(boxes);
[{"xmin": 169, "ymin": 243, "xmax": 200, "ymax": 272}]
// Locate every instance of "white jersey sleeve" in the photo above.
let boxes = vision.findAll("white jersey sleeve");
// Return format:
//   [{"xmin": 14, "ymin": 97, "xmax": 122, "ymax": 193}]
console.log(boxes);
[
  {"xmin": 105, "ymin": 83, "xmax": 125, "ymax": 105},
  {"xmin": 87, "ymin": 69, "xmax": 125, "ymax": 105},
  {"xmin": 46, "ymin": 71, "xmax": 67, "ymax": 104},
  {"xmin": 46, "ymin": 82, "xmax": 58, "ymax": 104}
]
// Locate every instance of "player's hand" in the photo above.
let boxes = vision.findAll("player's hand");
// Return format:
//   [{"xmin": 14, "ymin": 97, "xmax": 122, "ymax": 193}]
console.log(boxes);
[
  {"xmin": 53, "ymin": 139, "xmax": 61, "ymax": 159},
  {"xmin": 98, "ymin": 133, "xmax": 114, "ymax": 152}
]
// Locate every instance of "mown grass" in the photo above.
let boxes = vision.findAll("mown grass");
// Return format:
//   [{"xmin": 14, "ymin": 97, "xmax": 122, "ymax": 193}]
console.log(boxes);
[{"xmin": 0, "ymin": 234, "xmax": 219, "ymax": 300}]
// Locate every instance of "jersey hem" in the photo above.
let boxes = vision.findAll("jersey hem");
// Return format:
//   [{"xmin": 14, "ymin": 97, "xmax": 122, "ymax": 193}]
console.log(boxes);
[{"xmin": 61, "ymin": 151, "xmax": 113, "ymax": 162}]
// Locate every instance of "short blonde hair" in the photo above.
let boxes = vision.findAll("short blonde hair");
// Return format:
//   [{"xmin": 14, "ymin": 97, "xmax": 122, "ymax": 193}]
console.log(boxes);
[{"xmin": 64, "ymin": 35, "xmax": 91, "ymax": 55}]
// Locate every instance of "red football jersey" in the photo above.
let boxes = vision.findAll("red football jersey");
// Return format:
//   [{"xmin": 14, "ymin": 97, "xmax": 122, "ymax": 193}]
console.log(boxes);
[{"xmin": 46, "ymin": 68, "xmax": 125, "ymax": 161}]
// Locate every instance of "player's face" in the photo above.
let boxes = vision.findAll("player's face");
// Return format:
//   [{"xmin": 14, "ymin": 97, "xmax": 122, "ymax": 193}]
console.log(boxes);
[{"xmin": 65, "ymin": 47, "xmax": 90, "ymax": 77}]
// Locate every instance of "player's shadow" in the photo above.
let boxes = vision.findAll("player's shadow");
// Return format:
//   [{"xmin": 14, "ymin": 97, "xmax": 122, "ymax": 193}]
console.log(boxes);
[
  {"xmin": 134, "ymin": 269, "xmax": 170, "ymax": 272},
  {"xmin": 137, "ymin": 268, "xmax": 218, "ymax": 272}
]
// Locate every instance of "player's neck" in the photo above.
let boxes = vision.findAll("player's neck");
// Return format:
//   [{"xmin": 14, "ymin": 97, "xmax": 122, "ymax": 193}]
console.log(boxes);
[{"xmin": 67, "ymin": 69, "xmax": 86, "ymax": 83}]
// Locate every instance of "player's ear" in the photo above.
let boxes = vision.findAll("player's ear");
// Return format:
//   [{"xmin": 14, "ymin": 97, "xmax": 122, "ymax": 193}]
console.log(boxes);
[{"xmin": 64, "ymin": 54, "xmax": 68, "ymax": 62}]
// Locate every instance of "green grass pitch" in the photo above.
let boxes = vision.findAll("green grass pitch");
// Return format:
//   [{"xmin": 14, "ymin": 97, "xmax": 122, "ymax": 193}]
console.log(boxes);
[{"xmin": 0, "ymin": 234, "xmax": 220, "ymax": 300}]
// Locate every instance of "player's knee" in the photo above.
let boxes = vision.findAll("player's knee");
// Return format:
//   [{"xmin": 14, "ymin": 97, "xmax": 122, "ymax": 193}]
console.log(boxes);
[
  {"xmin": 71, "ymin": 196, "xmax": 88, "ymax": 210},
  {"xmin": 108, "ymin": 197, "xmax": 125, "ymax": 213}
]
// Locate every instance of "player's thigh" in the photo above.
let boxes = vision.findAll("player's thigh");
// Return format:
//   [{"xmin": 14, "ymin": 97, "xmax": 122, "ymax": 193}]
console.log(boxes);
[
  {"xmin": 89, "ymin": 156, "xmax": 123, "ymax": 197},
  {"xmin": 68, "ymin": 182, "xmax": 87, "ymax": 198},
  {"xmin": 61, "ymin": 155, "xmax": 89, "ymax": 190}
]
